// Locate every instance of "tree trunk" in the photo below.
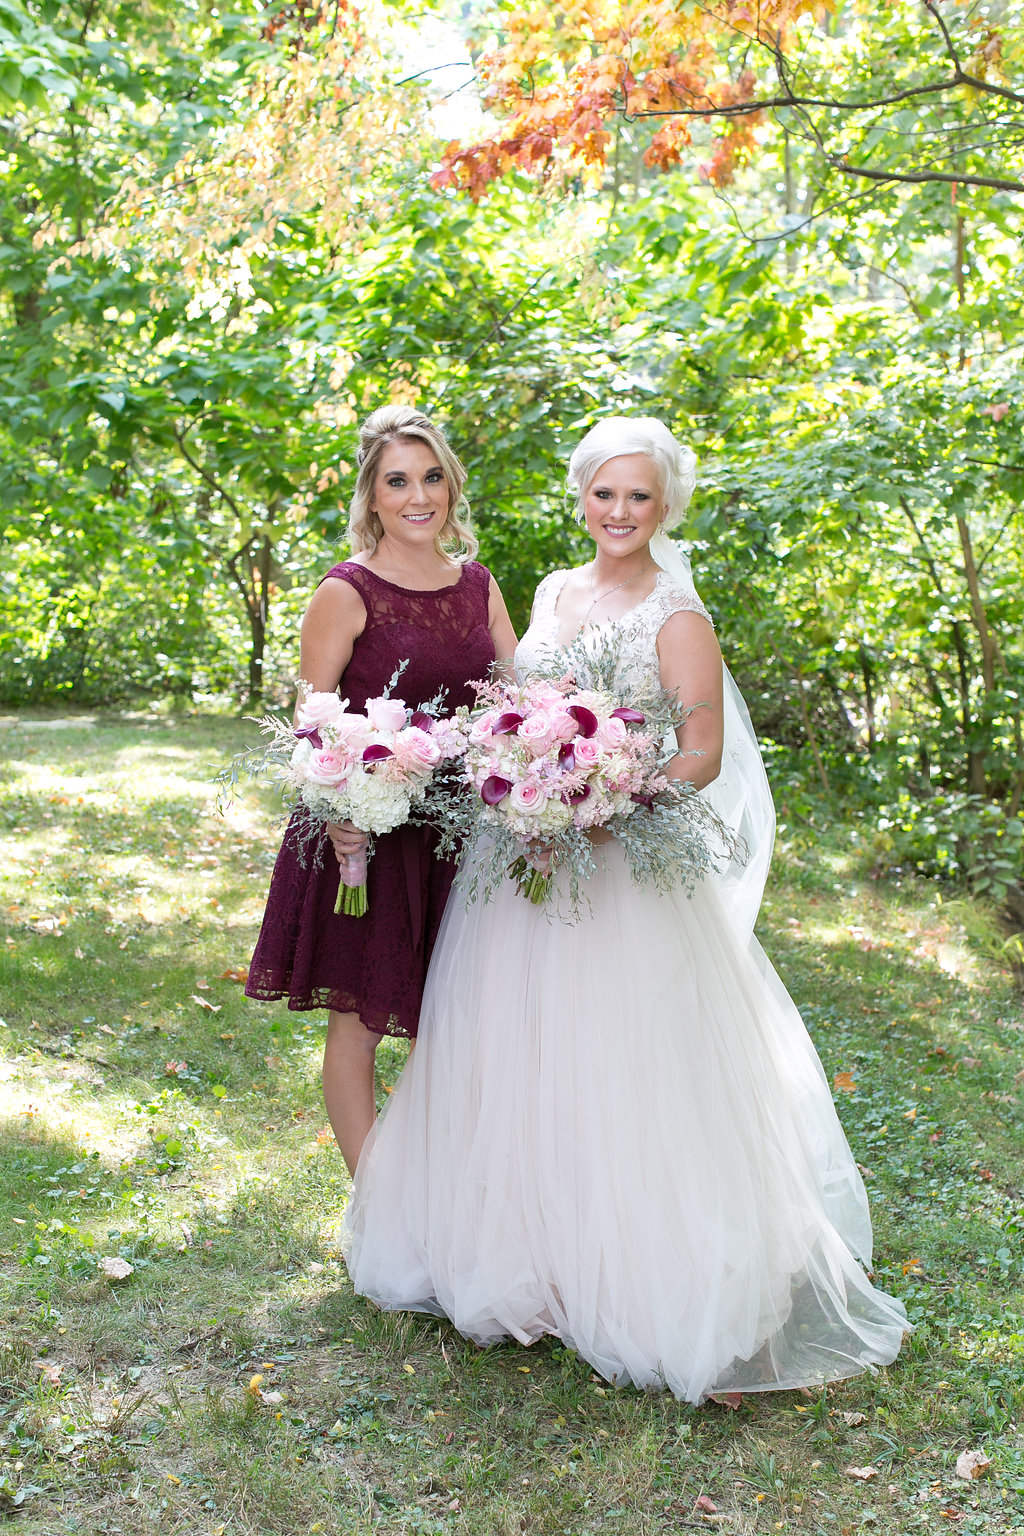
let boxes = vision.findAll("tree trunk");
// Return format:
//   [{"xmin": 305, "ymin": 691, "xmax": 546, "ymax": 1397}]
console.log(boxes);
[{"xmin": 858, "ymin": 644, "xmax": 876, "ymax": 751}]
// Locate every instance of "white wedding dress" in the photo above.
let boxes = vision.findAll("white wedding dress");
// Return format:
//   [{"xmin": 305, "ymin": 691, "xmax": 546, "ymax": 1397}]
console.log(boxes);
[{"xmin": 343, "ymin": 571, "xmax": 908, "ymax": 1402}]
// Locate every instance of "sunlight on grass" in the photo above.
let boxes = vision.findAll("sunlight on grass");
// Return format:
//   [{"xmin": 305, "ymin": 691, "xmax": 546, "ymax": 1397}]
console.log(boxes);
[{"xmin": 1, "ymin": 715, "xmax": 1022, "ymax": 1535}]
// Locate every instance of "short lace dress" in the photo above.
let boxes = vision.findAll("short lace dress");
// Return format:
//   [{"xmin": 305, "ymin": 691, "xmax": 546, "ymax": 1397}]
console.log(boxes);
[{"xmin": 245, "ymin": 560, "xmax": 495, "ymax": 1038}]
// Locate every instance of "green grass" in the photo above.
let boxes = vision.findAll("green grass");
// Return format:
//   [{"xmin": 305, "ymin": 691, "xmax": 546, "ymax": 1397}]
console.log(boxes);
[{"xmin": 1, "ymin": 711, "xmax": 1022, "ymax": 1536}]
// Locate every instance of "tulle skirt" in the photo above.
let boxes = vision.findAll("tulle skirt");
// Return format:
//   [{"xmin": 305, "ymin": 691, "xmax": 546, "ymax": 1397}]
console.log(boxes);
[{"xmin": 343, "ymin": 845, "xmax": 908, "ymax": 1402}]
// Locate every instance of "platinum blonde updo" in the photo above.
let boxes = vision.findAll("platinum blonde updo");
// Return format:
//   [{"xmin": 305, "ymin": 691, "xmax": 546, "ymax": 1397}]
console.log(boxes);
[
  {"xmin": 347, "ymin": 404, "xmax": 478, "ymax": 562},
  {"xmin": 566, "ymin": 416, "xmax": 698, "ymax": 530}
]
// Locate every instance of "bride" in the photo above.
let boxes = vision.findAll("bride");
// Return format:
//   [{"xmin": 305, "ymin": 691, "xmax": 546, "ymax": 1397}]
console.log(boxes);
[{"xmin": 343, "ymin": 416, "xmax": 908, "ymax": 1403}]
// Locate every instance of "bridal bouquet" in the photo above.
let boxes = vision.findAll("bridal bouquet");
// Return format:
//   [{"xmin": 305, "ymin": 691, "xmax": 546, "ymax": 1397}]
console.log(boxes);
[
  {"xmin": 225, "ymin": 682, "xmax": 446, "ymax": 916},
  {"xmin": 433, "ymin": 631, "xmax": 741, "ymax": 915}
]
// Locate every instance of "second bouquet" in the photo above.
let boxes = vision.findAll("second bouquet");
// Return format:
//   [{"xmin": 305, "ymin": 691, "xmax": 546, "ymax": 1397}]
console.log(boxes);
[{"xmin": 233, "ymin": 684, "xmax": 448, "ymax": 917}]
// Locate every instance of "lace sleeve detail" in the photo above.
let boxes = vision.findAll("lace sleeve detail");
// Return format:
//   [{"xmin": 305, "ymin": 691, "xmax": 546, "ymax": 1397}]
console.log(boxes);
[
  {"xmin": 529, "ymin": 568, "xmax": 569, "ymax": 625},
  {"xmin": 643, "ymin": 578, "xmax": 715, "ymax": 637}
]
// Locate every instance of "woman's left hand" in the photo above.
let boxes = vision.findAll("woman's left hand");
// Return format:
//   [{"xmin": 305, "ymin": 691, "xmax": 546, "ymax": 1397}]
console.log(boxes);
[{"xmin": 327, "ymin": 820, "xmax": 369, "ymax": 865}]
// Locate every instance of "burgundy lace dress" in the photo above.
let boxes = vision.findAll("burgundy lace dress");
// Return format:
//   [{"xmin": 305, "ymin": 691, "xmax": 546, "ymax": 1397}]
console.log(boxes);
[{"xmin": 245, "ymin": 560, "xmax": 496, "ymax": 1038}]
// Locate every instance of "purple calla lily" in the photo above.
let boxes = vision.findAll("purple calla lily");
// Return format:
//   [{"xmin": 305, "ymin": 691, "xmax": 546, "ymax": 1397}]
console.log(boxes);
[
  {"xmin": 410, "ymin": 710, "xmax": 433, "ymax": 731},
  {"xmin": 566, "ymin": 783, "xmax": 592, "ymax": 805},
  {"xmin": 558, "ymin": 743, "xmax": 575, "ymax": 772},
  {"xmin": 481, "ymin": 775, "xmax": 512, "ymax": 805},
  {"xmin": 491, "ymin": 712, "xmax": 525, "ymax": 736},
  {"xmin": 630, "ymin": 791, "xmax": 656, "ymax": 811},
  {"xmin": 294, "ymin": 725, "xmax": 323, "ymax": 749},
  {"xmin": 612, "ymin": 706, "xmax": 646, "ymax": 726},
  {"xmin": 362, "ymin": 744, "xmax": 394, "ymax": 763},
  {"xmin": 568, "ymin": 704, "xmax": 598, "ymax": 738}
]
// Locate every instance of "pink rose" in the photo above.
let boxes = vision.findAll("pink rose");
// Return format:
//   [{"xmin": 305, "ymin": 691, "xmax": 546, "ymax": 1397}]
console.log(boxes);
[
  {"xmin": 330, "ymin": 712, "xmax": 373, "ymax": 751},
  {"xmin": 365, "ymin": 696, "xmax": 408, "ymax": 733},
  {"xmin": 519, "ymin": 712, "xmax": 561, "ymax": 755},
  {"xmin": 573, "ymin": 738, "xmax": 601, "ymax": 769},
  {"xmin": 528, "ymin": 682, "xmax": 566, "ymax": 710},
  {"xmin": 509, "ymin": 781, "xmax": 544, "ymax": 815},
  {"xmin": 304, "ymin": 747, "xmax": 353, "ymax": 786},
  {"xmin": 297, "ymin": 689, "xmax": 347, "ymax": 729},
  {"xmin": 596, "ymin": 716, "xmax": 628, "ymax": 749},
  {"xmin": 469, "ymin": 710, "xmax": 499, "ymax": 745},
  {"xmin": 391, "ymin": 726, "xmax": 442, "ymax": 774}
]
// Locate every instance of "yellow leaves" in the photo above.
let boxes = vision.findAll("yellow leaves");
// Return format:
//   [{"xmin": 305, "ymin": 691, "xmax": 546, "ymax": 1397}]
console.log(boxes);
[{"xmin": 833, "ymin": 1071, "xmax": 857, "ymax": 1093}]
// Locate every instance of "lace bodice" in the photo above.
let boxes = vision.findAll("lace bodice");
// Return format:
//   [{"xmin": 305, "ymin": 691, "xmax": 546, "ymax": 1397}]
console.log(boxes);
[
  {"xmin": 324, "ymin": 560, "xmax": 494, "ymax": 712},
  {"xmin": 514, "ymin": 568, "xmax": 714, "ymax": 689}
]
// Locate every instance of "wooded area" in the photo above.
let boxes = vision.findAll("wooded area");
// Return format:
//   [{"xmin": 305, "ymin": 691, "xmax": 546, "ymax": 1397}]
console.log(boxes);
[{"xmin": 1, "ymin": 0, "xmax": 1022, "ymax": 909}]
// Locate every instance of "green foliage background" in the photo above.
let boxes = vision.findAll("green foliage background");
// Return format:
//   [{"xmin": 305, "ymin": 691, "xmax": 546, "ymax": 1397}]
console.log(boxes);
[{"xmin": 1, "ymin": 0, "xmax": 1022, "ymax": 904}]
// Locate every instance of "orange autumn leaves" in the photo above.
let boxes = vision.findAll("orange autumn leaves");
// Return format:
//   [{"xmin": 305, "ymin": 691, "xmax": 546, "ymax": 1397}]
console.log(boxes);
[{"xmin": 434, "ymin": 0, "xmax": 827, "ymax": 197}]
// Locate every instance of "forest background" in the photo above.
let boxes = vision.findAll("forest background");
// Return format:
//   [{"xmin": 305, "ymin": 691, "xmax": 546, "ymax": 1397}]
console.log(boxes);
[{"xmin": 1, "ymin": 0, "xmax": 1023, "ymax": 916}]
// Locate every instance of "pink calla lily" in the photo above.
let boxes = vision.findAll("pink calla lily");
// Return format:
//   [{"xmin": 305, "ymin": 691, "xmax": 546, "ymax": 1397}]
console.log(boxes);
[{"xmin": 612, "ymin": 707, "xmax": 646, "ymax": 726}]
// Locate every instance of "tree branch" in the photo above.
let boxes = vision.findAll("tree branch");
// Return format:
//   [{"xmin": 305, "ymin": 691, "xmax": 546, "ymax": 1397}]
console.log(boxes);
[{"xmin": 172, "ymin": 426, "xmax": 246, "ymax": 522}]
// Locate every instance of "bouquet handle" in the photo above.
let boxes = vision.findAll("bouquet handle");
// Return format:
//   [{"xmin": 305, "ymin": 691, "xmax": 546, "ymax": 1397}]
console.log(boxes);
[{"xmin": 335, "ymin": 848, "xmax": 368, "ymax": 917}]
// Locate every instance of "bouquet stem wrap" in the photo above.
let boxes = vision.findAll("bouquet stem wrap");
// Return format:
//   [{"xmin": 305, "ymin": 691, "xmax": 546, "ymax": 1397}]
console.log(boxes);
[{"xmin": 335, "ymin": 849, "xmax": 369, "ymax": 917}]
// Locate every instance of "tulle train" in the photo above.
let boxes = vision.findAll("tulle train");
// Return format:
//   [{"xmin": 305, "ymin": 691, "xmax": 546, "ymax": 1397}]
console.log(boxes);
[{"xmin": 343, "ymin": 846, "xmax": 908, "ymax": 1403}]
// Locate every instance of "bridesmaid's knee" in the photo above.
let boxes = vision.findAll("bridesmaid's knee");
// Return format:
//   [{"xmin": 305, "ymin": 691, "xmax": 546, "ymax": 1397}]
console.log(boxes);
[{"xmin": 325, "ymin": 1009, "xmax": 379, "ymax": 1059}]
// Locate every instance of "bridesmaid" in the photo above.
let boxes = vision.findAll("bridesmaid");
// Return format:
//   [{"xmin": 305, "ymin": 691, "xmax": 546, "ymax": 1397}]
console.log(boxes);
[{"xmin": 245, "ymin": 405, "xmax": 516, "ymax": 1173}]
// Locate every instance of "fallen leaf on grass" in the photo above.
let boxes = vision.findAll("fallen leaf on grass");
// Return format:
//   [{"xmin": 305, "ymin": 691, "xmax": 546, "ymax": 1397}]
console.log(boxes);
[
  {"xmin": 98, "ymin": 1024, "xmax": 116, "ymax": 1036},
  {"xmin": 263, "ymin": 1054, "xmax": 284, "ymax": 1070},
  {"xmin": 220, "ymin": 966, "xmax": 249, "ymax": 983},
  {"xmin": 832, "ymin": 1071, "xmax": 857, "ymax": 1093},
  {"xmin": 196, "ymin": 980, "xmax": 210, "ymax": 990},
  {"xmin": 955, "ymin": 1449, "xmax": 991, "ymax": 1480},
  {"xmin": 841, "ymin": 1411, "xmax": 867, "ymax": 1426},
  {"xmin": 33, "ymin": 1360, "xmax": 62, "ymax": 1384},
  {"xmin": 844, "ymin": 1465, "xmax": 878, "ymax": 1481},
  {"xmin": 939, "ymin": 1511, "xmax": 965, "ymax": 1524},
  {"xmin": 260, "ymin": 1390, "xmax": 285, "ymax": 1405},
  {"xmin": 901, "ymin": 1257, "xmax": 922, "ymax": 1275},
  {"xmin": 190, "ymin": 994, "xmax": 221, "ymax": 1012},
  {"xmin": 164, "ymin": 1060, "xmax": 188, "ymax": 1077},
  {"xmin": 709, "ymin": 1392, "xmax": 743, "ymax": 1409},
  {"xmin": 693, "ymin": 1494, "xmax": 718, "ymax": 1513},
  {"xmin": 959, "ymin": 1057, "xmax": 980, "ymax": 1069},
  {"xmin": 98, "ymin": 1255, "xmax": 134, "ymax": 1280}
]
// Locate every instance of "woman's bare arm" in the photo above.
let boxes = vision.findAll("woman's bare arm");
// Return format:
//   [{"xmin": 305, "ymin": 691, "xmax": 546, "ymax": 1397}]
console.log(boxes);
[{"xmin": 656, "ymin": 609, "xmax": 724, "ymax": 791}]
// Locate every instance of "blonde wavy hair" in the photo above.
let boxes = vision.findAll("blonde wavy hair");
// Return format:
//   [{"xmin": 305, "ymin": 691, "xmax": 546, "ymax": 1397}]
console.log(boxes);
[{"xmin": 347, "ymin": 405, "xmax": 478, "ymax": 562}]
